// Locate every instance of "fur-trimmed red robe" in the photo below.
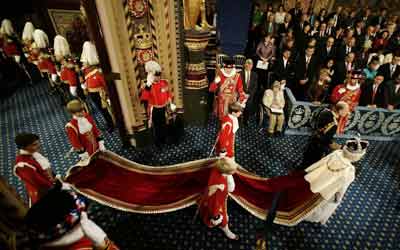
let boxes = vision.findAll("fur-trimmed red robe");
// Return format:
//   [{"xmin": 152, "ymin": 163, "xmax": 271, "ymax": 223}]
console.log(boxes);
[
  {"xmin": 65, "ymin": 113, "xmax": 102, "ymax": 156},
  {"xmin": 216, "ymin": 114, "xmax": 239, "ymax": 158},
  {"xmin": 14, "ymin": 151, "xmax": 54, "ymax": 204}
]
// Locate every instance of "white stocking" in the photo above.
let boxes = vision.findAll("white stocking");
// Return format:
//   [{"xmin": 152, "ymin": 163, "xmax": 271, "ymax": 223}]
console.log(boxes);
[
  {"xmin": 80, "ymin": 212, "xmax": 107, "ymax": 247},
  {"xmin": 220, "ymin": 225, "xmax": 238, "ymax": 240}
]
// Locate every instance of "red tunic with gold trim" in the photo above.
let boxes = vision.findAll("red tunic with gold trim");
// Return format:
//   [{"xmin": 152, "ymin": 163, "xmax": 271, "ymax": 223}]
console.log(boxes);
[
  {"xmin": 82, "ymin": 66, "xmax": 106, "ymax": 92},
  {"xmin": 209, "ymin": 70, "xmax": 245, "ymax": 121},
  {"xmin": 38, "ymin": 51, "xmax": 57, "ymax": 74},
  {"xmin": 199, "ymin": 168, "xmax": 234, "ymax": 228},
  {"xmin": 14, "ymin": 153, "xmax": 54, "ymax": 205},
  {"xmin": 60, "ymin": 66, "xmax": 78, "ymax": 87},
  {"xmin": 65, "ymin": 113, "xmax": 102, "ymax": 156},
  {"xmin": 216, "ymin": 114, "xmax": 238, "ymax": 158},
  {"xmin": 140, "ymin": 79, "xmax": 172, "ymax": 119},
  {"xmin": 330, "ymin": 84, "xmax": 361, "ymax": 134}
]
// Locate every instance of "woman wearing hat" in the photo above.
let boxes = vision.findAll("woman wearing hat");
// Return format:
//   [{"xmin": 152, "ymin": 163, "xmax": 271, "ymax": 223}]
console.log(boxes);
[{"xmin": 14, "ymin": 133, "xmax": 56, "ymax": 205}]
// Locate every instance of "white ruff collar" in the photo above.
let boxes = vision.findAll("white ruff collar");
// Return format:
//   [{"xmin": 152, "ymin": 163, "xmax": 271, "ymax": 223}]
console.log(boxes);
[
  {"xmin": 73, "ymin": 115, "xmax": 93, "ymax": 134},
  {"xmin": 19, "ymin": 150, "xmax": 51, "ymax": 170},
  {"xmin": 228, "ymin": 114, "xmax": 239, "ymax": 133},
  {"xmin": 221, "ymin": 68, "xmax": 236, "ymax": 78},
  {"xmin": 346, "ymin": 84, "xmax": 360, "ymax": 91}
]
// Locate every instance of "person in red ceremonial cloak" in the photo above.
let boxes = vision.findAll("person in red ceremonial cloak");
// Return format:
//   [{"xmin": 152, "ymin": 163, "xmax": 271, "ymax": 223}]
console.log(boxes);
[
  {"xmin": 25, "ymin": 181, "xmax": 119, "ymax": 250},
  {"xmin": 65, "ymin": 100, "xmax": 106, "ymax": 161},
  {"xmin": 14, "ymin": 133, "xmax": 55, "ymax": 205},
  {"xmin": 209, "ymin": 58, "xmax": 247, "ymax": 121},
  {"xmin": 216, "ymin": 102, "xmax": 243, "ymax": 159},
  {"xmin": 330, "ymin": 72, "xmax": 362, "ymax": 134},
  {"xmin": 80, "ymin": 41, "xmax": 114, "ymax": 131},
  {"xmin": 199, "ymin": 157, "xmax": 239, "ymax": 240},
  {"xmin": 140, "ymin": 60, "xmax": 176, "ymax": 146}
]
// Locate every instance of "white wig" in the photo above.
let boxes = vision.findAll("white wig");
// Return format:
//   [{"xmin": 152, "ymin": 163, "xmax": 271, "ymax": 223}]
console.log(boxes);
[
  {"xmin": 53, "ymin": 35, "xmax": 71, "ymax": 58},
  {"xmin": 145, "ymin": 60, "xmax": 161, "ymax": 74},
  {"xmin": 80, "ymin": 41, "xmax": 99, "ymax": 65},
  {"xmin": 33, "ymin": 29, "xmax": 49, "ymax": 49},
  {"xmin": 0, "ymin": 19, "xmax": 14, "ymax": 36},
  {"xmin": 22, "ymin": 22, "xmax": 35, "ymax": 41}
]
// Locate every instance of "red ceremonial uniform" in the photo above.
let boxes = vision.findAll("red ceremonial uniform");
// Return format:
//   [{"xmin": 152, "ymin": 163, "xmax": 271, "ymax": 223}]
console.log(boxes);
[
  {"xmin": 3, "ymin": 39, "xmax": 20, "ymax": 57},
  {"xmin": 199, "ymin": 168, "xmax": 231, "ymax": 228},
  {"xmin": 83, "ymin": 66, "xmax": 106, "ymax": 91},
  {"xmin": 216, "ymin": 114, "xmax": 238, "ymax": 158},
  {"xmin": 38, "ymin": 52, "xmax": 57, "ymax": 74},
  {"xmin": 209, "ymin": 70, "xmax": 245, "ymax": 121},
  {"xmin": 60, "ymin": 67, "xmax": 78, "ymax": 87},
  {"xmin": 140, "ymin": 80, "xmax": 172, "ymax": 107},
  {"xmin": 65, "ymin": 113, "xmax": 101, "ymax": 156},
  {"xmin": 14, "ymin": 153, "xmax": 53, "ymax": 204},
  {"xmin": 330, "ymin": 84, "xmax": 361, "ymax": 134}
]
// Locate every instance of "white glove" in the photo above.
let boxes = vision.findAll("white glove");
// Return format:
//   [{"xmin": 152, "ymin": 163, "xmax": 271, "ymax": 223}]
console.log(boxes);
[
  {"xmin": 219, "ymin": 151, "xmax": 227, "ymax": 157},
  {"xmin": 70, "ymin": 86, "xmax": 77, "ymax": 96},
  {"xmin": 211, "ymin": 215, "xmax": 223, "ymax": 226},
  {"xmin": 80, "ymin": 212, "xmax": 107, "ymax": 247},
  {"xmin": 169, "ymin": 103, "xmax": 177, "ymax": 112},
  {"xmin": 14, "ymin": 55, "xmax": 21, "ymax": 63},
  {"xmin": 51, "ymin": 74, "xmax": 58, "ymax": 82},
  {"xmin": 79, "ymin": 152, "xmax": 89, "ymax": 161},
  {"xmin": 214, "ymin": 76, "xmax": 221, "ymax": 83},
  {"xmin": 81, "ymin": 83, "xmax": 87, "ymax": 90},
  {"xmin": 98, "ymin": 140, "xmax": 106, "ymax": 151}
]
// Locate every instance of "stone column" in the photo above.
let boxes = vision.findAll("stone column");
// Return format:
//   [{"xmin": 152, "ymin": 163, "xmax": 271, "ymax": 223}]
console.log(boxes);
[{"xmin": 184, "ymin": 30, "xmax": 210, "ymax": 125}]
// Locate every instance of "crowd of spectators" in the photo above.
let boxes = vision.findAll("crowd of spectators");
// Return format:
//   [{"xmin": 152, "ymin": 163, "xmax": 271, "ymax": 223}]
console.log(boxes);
[{"xmin": 246, "ymin": 2, "xmax": 400, "ymax": 110}]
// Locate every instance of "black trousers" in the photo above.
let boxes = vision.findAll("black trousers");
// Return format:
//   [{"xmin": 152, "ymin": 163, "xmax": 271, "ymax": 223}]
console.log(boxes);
[
  {"xmin": 89, "ymin": 92, "xmax": 114, "ymax": 128},
  {"xmin": 152, "ymin": 107, "xmax": 167, "ymax": 145}
]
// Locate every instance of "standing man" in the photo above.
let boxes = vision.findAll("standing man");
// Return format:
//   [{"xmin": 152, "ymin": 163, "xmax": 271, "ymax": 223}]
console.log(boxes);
[
  {"xmin": 65, "ymin": 100, "xmax": 106, "ymax": 161},
  {"xmin": 215, "ymin": 102, "xmax": 243, "ymax": 159},
  {"xmin": 80, "ymin": 41, "xmax": 114, "ymax": 132},
  {"xmin": 388, "ymin": 73, "xmax": 400, "ymax": 110},
  {"xmin": 359, "ymin": 74, "xmax": 389, "ymax": 108},
  {"xmin": 14, "ymin": 133, "xmax": 55, "ymax": 205},
  {"xmin": 140, "ymin": 61, "xmax": 174, "ymax": 146},
  {"xmin": 241, "ymin": 59, "xmax": 258, "ymax": 126},
  {"xmin": 209, "ymin": 58, "xmax": 246, "ymax": 121},
  {"xmin": 301, "ymin": 102, "xmax": 349, "ymax": 168},
  {"xmin": 378, "ymin": 53, "xmax": 400, "ymax": 84},
  {"xmin": 294, "ymin": 46, "xmax": 317, "ymax": 101}
]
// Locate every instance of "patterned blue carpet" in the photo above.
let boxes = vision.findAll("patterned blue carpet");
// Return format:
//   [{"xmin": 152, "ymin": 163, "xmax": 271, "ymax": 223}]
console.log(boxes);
[{"xmin": 1, "ymin": 81, "xmax": 400, "ymax": 250}]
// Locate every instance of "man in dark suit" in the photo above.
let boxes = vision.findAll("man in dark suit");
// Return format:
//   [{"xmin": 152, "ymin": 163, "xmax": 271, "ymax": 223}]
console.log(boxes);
[
  {"xmin": 336, "ymin": 37, "xmax": 357, "ymax": 61},
  {"xmin": 378, "ymin": 53, "xmax": 400, "ymax": 83},
  {"xmin": 274, "ymin": 47, "xmax": 294, "ymax": 86},
  {"xmin": 388, "ymin": 73, "xmax": 400, "ymax": 110},
  {"xmin": 241, "ymin": 59, "xmax": 259, "ymax": 125},
  {"xmin": 327, "ymin": 5, "xmax": 344, "ymax": 28},
  {"xmin": 288, "ymin": 1, "xmax": 302, "ymax": 23},
  {"xmin": 359, "ymin": 74, "xmax": 389, "ymax": 108},
  {"xmin": 318, "ymin": 36, "xmax": 336, "ymax": 64},
  {"xmin": 294, "ymin": 46, "xmax": 317, "ymax": 101},
  {"xmin": 333, "ymin": 52, "xmax": 356, "ymax": 87},
  {"xmin": 371, "ymin": 8, "xmax": 387, "ymax": 27}
]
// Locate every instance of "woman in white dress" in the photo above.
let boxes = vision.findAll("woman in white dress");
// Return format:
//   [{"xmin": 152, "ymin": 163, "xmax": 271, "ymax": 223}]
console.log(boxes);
[
  {"xmin": 275, "ymin": 4, "xmax": 286, "ymax": 24},
  {"xmin": 303, "ymin": 138, "xmax": 368, "ymax": 224}
]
